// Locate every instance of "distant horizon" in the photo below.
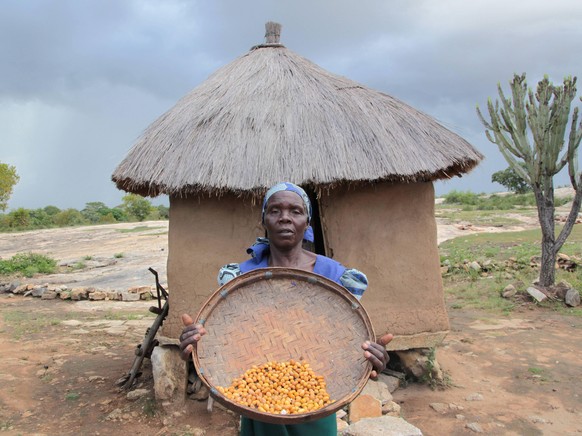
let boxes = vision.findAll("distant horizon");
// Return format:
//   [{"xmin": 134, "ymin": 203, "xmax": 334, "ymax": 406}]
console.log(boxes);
[{"xmin": 3, "ymin": 181, "xmax": 577, "ymax": 213}]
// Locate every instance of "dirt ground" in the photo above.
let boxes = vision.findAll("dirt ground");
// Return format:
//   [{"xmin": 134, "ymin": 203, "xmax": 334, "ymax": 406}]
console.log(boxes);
[{"xmin": 1, "ymin": 220, "xmax": 581, "ymax": 435}]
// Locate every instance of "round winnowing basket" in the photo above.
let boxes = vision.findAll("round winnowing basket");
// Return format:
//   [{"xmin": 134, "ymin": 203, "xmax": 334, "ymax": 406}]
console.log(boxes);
[{"xmin": 192, "ymin": 267, "xmax": 375, "ymax": 425}]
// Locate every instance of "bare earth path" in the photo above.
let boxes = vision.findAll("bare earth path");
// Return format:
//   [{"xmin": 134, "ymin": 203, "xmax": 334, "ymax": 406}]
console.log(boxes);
[{"xmin": 0, "ymin": 219, "xmax": 581, "ymax": 435}]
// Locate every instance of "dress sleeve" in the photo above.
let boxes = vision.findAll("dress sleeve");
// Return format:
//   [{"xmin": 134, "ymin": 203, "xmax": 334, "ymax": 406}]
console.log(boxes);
[
  {"xmin": 217, "ymin": 263, "xmax": 241, "ymax": 286},
  {"xmin": 339, "ymin": 268, "xmax": 368, "ymax": 300}
]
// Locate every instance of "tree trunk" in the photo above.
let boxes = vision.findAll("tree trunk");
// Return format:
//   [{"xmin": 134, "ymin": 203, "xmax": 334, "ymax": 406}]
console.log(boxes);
[{"xmin": 533, "ymin": 186, "xmax": 556, "ymax": 287}]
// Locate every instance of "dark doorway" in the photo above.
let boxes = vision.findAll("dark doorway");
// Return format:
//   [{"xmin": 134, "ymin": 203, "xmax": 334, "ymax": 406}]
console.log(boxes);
[{"xmin": 303, "ymin": 186, "xmax": 326, "ymax": 256}]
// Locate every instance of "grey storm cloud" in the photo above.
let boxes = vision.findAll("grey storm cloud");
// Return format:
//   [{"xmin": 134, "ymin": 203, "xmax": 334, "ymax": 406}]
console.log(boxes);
[{"xmin": 0, "ymin": 0, "xmax": 581, "ymax": 209}]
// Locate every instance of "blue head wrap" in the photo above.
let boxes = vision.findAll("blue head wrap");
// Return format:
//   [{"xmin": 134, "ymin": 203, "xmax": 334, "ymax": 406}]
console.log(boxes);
[{"xmin": 261, "ymin": 182, "xmax": 312, "ymax": 224}]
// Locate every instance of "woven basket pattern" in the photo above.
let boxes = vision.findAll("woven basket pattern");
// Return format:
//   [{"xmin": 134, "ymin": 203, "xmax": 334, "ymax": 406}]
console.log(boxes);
[{"xmin": 193, "ymin": 267, "xmax": 375, "ymax": 424}]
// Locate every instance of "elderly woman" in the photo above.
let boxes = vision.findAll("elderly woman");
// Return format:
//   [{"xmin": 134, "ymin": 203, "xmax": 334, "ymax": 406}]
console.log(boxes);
[{"xmin": 180, "ymin": 182, "xmax": 393, "ymax": 436}]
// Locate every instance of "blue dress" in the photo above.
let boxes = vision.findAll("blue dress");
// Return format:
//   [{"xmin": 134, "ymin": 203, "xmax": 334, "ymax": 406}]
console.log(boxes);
[{"xmin": 216, "ymin": 240, "xmax": 368, "ymax": 436}]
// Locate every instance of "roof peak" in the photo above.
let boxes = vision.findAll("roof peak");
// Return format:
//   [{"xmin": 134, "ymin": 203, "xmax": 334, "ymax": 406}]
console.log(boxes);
[
  {"xmin": 265, "ymin": 21, "xmax": 281, "ymax": 44},
  {"xmin": 251, "ymin": 21, "xmax": 284, "ymax": 50}
]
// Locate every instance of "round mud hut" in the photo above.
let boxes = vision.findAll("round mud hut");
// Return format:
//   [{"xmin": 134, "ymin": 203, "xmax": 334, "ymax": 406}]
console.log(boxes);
[{"xmin": 113, "ymin": 22, "xmax": 482, "ymax": 399}]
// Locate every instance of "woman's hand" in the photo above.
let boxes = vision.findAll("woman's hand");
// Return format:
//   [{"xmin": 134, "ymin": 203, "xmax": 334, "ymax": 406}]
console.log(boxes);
[
  {"xmin": 362, "ymin": 333, "xmax": 393, "ymax": 378},
  {"xmin": 179, "ymin": 313, "xmax": 206, "ymax": 361}
]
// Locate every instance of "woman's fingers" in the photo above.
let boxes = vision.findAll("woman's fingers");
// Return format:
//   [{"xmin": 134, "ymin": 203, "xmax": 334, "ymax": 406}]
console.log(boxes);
[
  {"xmin": 362, "ymin": 334, "xmax": 393, "ymax": 378},
  {"xmin": 179, "ymin": 314, "xmax": 206, "ymax": 361},
  {"xmin": 182, "ymin": 313, "xmax": 194, "ymax": 326},
  {"xmin": 377, "ymin": 333, "xmax": 393, "ymax": 347}
]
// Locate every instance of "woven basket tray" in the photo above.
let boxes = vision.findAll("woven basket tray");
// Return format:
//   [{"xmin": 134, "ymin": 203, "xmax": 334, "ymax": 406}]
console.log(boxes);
[{"xmin": 192, "ymin": 267, "xmax": 375, "ymax": 425}]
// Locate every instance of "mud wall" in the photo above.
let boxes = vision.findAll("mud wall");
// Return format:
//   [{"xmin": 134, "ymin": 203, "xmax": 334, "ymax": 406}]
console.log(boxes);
[
  {"xmin": 163, "ymin": 183, "xmax": 449, "ymax": 350},
  {"xmin": 163, "ymin": 195, "xmax": 263, "ymax": 338},
  {"xmin": 319, "ymin": 182, "xmax": 449, "ymax": 350}
]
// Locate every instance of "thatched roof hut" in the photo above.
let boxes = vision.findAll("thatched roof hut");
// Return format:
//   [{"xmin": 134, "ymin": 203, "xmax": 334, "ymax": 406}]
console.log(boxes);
[
  {"xmin": 113, "ymin": 22, "xmax": 482, "ymax": 360},
  {"xmin": 113, "ymin": 23, "xmax": 482, "ymax": 199}
]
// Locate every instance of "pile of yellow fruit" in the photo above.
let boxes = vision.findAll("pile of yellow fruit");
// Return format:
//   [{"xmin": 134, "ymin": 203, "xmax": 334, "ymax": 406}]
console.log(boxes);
[{"xmin": 216, "ymin": 359, "xmax": 334, "ymax": 415}]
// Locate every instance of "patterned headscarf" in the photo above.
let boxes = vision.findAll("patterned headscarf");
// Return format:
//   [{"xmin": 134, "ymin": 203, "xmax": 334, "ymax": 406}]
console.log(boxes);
[
  {"xmin": 261, "ymin": 182, "xmax": 312, "ymax": 224},
  {"xmin": 261, "ymin": 182, "xmax": 314, "ymax": 243}
]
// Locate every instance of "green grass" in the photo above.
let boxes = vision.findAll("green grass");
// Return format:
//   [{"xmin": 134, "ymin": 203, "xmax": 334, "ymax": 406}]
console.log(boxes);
[
  {"xmin": 65, "ymin": 392, "xmax": 80, "ymax": 401},
  {"xmin": 113, "ymin": 252, "xmax": 124, "ymax": 258},
  {"xmin": 440, "ymin": 224, "xmax": 582, "ymax": 317},
  {"xmin": 71, "ymin": 261, "xmax": 86, "ymax": 270},
  {"xmin": 102, "ymin": 310, "xmax": 154, "ymax": 320},
  {"xmin": 3, "ymin": 311, "xmax": 64, "ymax": 339},
  {"xmin": 441, "ymin": 190, "xmax": 572, "ymax": 210},
  {"xmin": 435, "ymin": 207, "xmax": 532, "ymax": 227},
  {"xmin": 0, "ymin": 252, "xmax": 58, "ymax": 277}
]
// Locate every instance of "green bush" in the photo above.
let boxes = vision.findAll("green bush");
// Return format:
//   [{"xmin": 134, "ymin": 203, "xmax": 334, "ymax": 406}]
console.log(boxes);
[
  {"xmin": 443, "ymin": 190, "xmax": 571, "ymax": 211},
  {"xmin": 53, "ymin": 209, "xmax": 86, "ymax": 227},
  {"xmin": 443, "ymin": 190, "xmax": 480, "ymax": 205},
  {"xmin": 0, "ymin": 253, "xmax": 58, "ymax": 277}
]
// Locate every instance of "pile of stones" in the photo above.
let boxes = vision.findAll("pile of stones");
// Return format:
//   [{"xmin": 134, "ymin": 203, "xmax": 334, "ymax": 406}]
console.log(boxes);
[{"xmin": 0, "ymin": 281, "xmax": 158, "ymax": 302}]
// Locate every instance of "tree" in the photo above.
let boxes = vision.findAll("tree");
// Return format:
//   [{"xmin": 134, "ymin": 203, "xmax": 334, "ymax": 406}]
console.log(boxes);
[
  {"xmin": 53, "ymin": 209, "xmax": 86, "ymax": 227},
  {"xmin": 82, "ymin": 202, "xmax": 110, "ymax": 224},
  {"xmin": 478, "ymin": 74, "xmax": 582, "ymax": 287},
  {"xmin": 122, "ymin": 194, "xmax": 152, "ymax": 222},
  {"xmin": 0, "ymin": 162, "xmax": 20, "ymax": 212},
  {"xmin": 491, "ymin": 165, "xmax": 531, "ymax": 194}
]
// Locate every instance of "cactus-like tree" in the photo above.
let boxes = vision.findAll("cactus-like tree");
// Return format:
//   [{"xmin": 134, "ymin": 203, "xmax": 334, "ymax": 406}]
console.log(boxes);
[{"xmin": 477, "ymin": 74, "xmax": 582, "ymax": 287}]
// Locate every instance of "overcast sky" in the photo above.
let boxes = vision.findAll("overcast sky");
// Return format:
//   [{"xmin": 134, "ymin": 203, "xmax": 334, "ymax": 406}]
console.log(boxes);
[{"xmin": 1, "ymin": 0, "xmax": 581, "ymax": 210}]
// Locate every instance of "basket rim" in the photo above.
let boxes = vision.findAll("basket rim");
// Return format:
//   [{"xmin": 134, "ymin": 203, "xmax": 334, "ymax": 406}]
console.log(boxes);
[{"xmin": 192, "ymin": 267, "xmax": 376, "ymax": 425}]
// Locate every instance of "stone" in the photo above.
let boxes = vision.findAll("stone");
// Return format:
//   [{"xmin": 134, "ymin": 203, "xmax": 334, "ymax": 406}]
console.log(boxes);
[
  {"xmin": 336, "ymin": 409, "xmax": 347, "ymax": 420},
  {"xmin": 381, "ymin": 401, "xmax": 401, "ymax": 416},
  {"xmin": 377, "ymin": 374, "xmax": 400, "ymax": 393},
  {"xmin": 501, "ymin": 284, "xmax": 516, "ymax": 298},
  {"xmin": 188, "ymin": 384, "xmax": 209, "ymax": 401},
  {"xmin": 394, "ymin": 350, "xmax": 426, "ymax": 378},
  {"xmin": 465, "ymin": 393, "xmax": 484, "ymax": 401},
  {"xmin": 527, "ymin": 287, "xmax": 547, "ymax": 303},
  {"xmin": 106, "ymin": 408, "xmax": 123, "ymax": 420},
  {"xmin": 61, "ymin": 320, "xmax": 82, "ymax": 327},
  {"xmin": 127, "ymin": 388, "xmax": 150, "ymax": 401},
  {"xmin": 151, "ymin": 345, "xmax": 188, "ymax": 404},
  {"xmin": 59, "ymin": 290, "xmax": 72, "ymax": 300},
  {"xmin": 337, "ymin": 418, "xmax": 349, "ymax": 433},
  {"xmin": 468, "ymin": 261, "xmax": 481, "ymax": 271},
  {"xmin": 41, "ymin": 291, "xmax": 57, "ymax": 300},
  {"xmin": 89, "ymin": 291, "xmax": 107, "ymax": 301},
  {"xmin": 13, "ymin": 284, "xmax": 29, "ymax": 294},
  {"xmin": 440, "ymin": 266, "xmax": 449, "ymax": 275},
  {"xmin": 71, "ymin": 288, "xmax": 88, "ymax": 300},
  {"xmin": 105, "ymin": 290, "xmax": 120, "ymax": 300},
  {"xmin": 429, "ymin": 402, "xmax": 449, "ymax": 414},
  {"xmin": 31, "ymin": 286, "xmax": 48, "ymax": 297},
  {"xmin": 565, "ymin": 289, "xmax": 580, "ymax": 307},
  {"xmin": 88, "ymin": 375, "xmax": 105, "ymax": 383},
  {"xmin": 128, "ymin": 286, "xmax": 151, "ymax": 294},
  {"xmin": 395, "ymin": 349, "xmax": 443, "ymax": 382},
  {"xmin": 552, "ymin": 281, "xmax": 572, "ymax": 299},
  {"xmin": 345, "ymin": 416, "xmax": 423, "ymax": 436},
  {"xmin": 349, "ymin": 394, "xmax": 382, "ymax": 423},
  {"xmin": 360, "ymin": 379, "xmax": 392, "ymax": 405},
  {"xmin": 120, "ymin": 291, "xmax": 141, "ymax": 302},
  {"xmin": 466, "ymin": 422, "xmax": 484, "ymax": 433}
]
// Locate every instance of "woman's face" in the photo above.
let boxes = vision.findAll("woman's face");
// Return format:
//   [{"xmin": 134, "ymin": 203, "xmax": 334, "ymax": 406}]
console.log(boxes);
[{"xmin": 262, "ymin": 191, "xmax": 309, "ymax": 250}]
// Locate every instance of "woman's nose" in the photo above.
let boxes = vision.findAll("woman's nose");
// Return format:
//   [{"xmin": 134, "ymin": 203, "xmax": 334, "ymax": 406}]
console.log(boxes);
[{"xmin": 278, "ymin": 210, "xmax": 291, "ymax": 222}]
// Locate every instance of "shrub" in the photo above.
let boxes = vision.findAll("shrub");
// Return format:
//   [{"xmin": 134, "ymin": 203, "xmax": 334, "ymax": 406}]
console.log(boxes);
[{"xmin": 0, "ymin": 253, "xmax": 58, "ymax": 277}]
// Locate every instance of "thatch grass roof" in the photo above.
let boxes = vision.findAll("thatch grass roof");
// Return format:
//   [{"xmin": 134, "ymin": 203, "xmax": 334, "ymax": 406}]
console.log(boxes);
[{"xmin": 113, "ymin": 23, "xmax": 483, "ymax": 198}]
